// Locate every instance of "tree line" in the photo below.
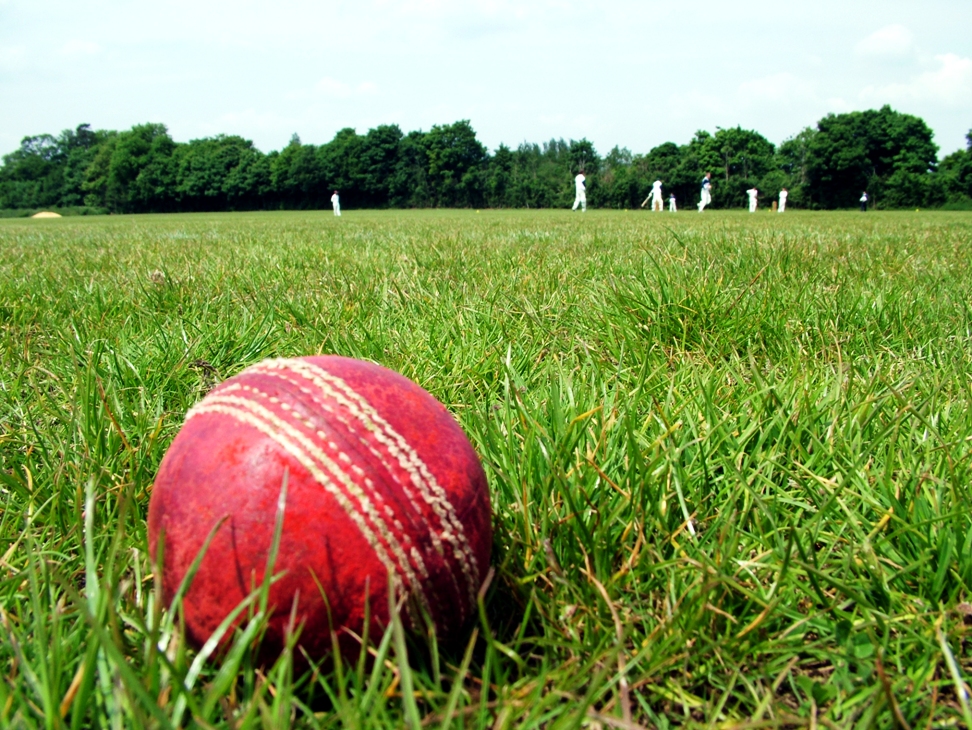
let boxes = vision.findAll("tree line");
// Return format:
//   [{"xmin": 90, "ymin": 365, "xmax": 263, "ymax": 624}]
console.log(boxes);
[{"xmin": 2, "ymin": 106, "xmax": 970, "ymax": 214}]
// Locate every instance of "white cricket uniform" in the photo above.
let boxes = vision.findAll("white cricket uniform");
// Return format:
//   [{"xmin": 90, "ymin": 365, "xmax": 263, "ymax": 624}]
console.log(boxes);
[
  {"xmin": 747, "ymin": 188, "xmax": 758, "ymax": 213},
  {"xmin": 778, "ymin": 190, "xmax": 787, "ymax": 213},
  {"xmin": 331, "ymin": 193, "xmax": 341, "ymax": 216},
  {"xmin": 698, "ymin": 178, "xmax": 712, "ymax": 212},
  {"xmin": 572, "ymin": 174, "xmax": 587, "ymax": 211},
  {"xmin": 651, "ymin": 180, "xmax": 664, "ymax": 211},
  {"xmin": 669, "ymin": 195, "xmax": 677, "ymax": 212}
]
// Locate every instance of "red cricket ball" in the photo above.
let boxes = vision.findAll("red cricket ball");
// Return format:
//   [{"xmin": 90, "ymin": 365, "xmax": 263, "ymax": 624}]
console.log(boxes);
[{"xmin": 147, "ymin": 356, "xmax": 491, "ymax": 659}]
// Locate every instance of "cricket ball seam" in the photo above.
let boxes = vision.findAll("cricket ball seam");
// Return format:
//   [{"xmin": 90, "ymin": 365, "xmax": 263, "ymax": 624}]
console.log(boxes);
[
  {"xmin": 234, "ymin": 369, "xmax": 462, "ymax": 602},
  {"xmin": 214, "ymin": 382, "xmax": 434, "ymax": 586},
  {"xmin": 251, "ymin": 358, "xmax": 481, "ymax": 603},
  {"xmin": 186, "ymin": 398, "xmax": 433, "ymax": 622}
]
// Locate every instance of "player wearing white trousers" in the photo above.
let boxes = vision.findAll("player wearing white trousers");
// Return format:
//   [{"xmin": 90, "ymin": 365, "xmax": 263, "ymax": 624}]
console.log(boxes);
[
  {"xmin": 698, "ymin": 173, "xmax": 713, "ymax": 212},
  {"xmin": 747, "ymin": 188, "xmax": 758, "ymax": 213},
  {"xmin": 331, "ymin": 192, "xmax": 341, "ymax": 216},
  {"xmin": 778, "ymin": 189, "xmax": 787, "ymax": 213},
  {"xmin": 669, "ymin": 195, "xmax": 677, "ymax": 212},
  {"xmin": 651, "ymin": 180, "xmax": 664, "ymax": 211},
  {"xmin": 572, "ymin": 173, "xmax": 587, "ymax": 211},
  {"xmin": 640, "ymin": 180, "xmax": 665, "ymax": 211}
]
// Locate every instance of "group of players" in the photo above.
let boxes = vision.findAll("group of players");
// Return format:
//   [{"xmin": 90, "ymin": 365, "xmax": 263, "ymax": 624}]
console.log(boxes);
[
  {"xmin": 572, "ymin": 172, "xmax": 867, "ymax": 213},
  {"xmin": 329, "ymin": 173, "xmax": 867, "ymax": 215}
]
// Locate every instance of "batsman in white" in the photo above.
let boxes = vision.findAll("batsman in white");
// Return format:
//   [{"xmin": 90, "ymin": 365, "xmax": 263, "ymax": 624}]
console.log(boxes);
[
  {"xmin": 778, "ymin": 188, "xmax": 787, "ymax": 213},
  {"xmin": 747, "ymin": 188, "xmax": 758, "ymax": 213},
  {"xmin": 669, "ymin": 194, "xmax": 677, "ymax": 212},
  {"xmin": 643, "ymin": 180, "xmax": 664, "ymax": 211},
  {"xmin": 698, "ymin": 173, "xmax": 713, "ymax": 212},
  {"xmin": 572, "ymin": 173, "xmax": 587, "ymax": 212},
  {"xmin": 331, "ymin": 191, "xmax": 341, "ymax": 217}
]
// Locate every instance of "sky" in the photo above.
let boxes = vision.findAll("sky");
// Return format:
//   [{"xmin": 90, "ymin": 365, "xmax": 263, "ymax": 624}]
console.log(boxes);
[{"xmin": 1, "ymin": 0, "xmax": 971, "ymax": 158}]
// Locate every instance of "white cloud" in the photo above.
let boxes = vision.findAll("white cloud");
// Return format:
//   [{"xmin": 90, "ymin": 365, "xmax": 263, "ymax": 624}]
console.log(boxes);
[
  {"xmin": 60, "ymin": 40, "xmax": 100, "ymax": 56},
  {"xmin": 315, "ymin": 77, "xmax": 352, "ymax": 98},
  {"xmin": 738, "ymin": 73, "xmax": 817, "ymax": 104},
  {"xmin": 824, "ymin": 97, "xmax": 852, "ymax": 113},
  {"xmin": 666, "ymin": 90, "xmax": 727, "ymax": 121},
  {"xmin": 284, "ymin": 77, "xmax": 379, "ymax": 101},
  {"xmin": 856, "ymin": 24, "xmax": 913, "ymax": 57},
  {"xmin": 861, "ymin": 53, "xmax": 972, "ymax": 107},
  {"xmin": 0, "ymin": 44, "xmax": 26, "ymax": 70}
]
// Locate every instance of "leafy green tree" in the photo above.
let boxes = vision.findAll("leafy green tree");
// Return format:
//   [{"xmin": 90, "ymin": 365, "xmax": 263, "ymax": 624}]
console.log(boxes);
[
  {"xmin": 567, "ymin": 139, "xmax": 599, "ymax": 176},
  {"xmin": 625, "ymin": 141, "xmax": 695, "ymax": 210},
  {"xmin": 0, "ymin": 134, "xmax": 62, "ymax": 209},
  {"xmin": 775, "ymin": 128, "xmax": 815, "ymax": 207},
  {"xmin": 686, "ymin": 127, "xmax": 776, "ymax": 208},
  {"xmin": 317, "ymin": 128, "xmax": 364, "ymax": 205},
  {"xmin": 423, "ymin": 121, "xmax": 487, "ymax": 207},
  {"xmin": 223, "ymin": 143, "xmax": 272, "ymax": 209},
  {"xmin": 391, "ymin": 131, "xmax": 431, "ymax": 207},
  {"xmin": 935, "ymin": 129, "xmax": 972, "ymax": 205},
  {"xmin": 272, "ymin": 135, "xmax": 325, "ymax": 209},
  {"xmin": 82, "ymin": 134, "xmax": 118, "ymax": 209},
  {"xmin": 91, "ymin": 123, "xmax": 176, "ymax": 213},
  {"xmin": 2, "ymin": 112, "xmax": 961, "ymax": 212},
  {"xmin": 595, "ymin": 146, "xmax": 638, "ymax": 208},
  {"xmin": 356, "ymin": 125, "xmax": 403, "ymax": 207},
  {"xmin": 484, "ymin": 144, "xmax": 513, "ymax": 207},
  {"xmin": 175, "ymin": 136, "xmax": 269, "ymax": 211},
  {"xmin": 504, "ymin": 140, "xmax": 572, "ymax": 208},
  {"xmin": 58, "ymin": 125, "xmax": 107, "ymax": 208},
  {"xmin": 805, "ymin": 105, "xmax": 938, "ymax": 208}
]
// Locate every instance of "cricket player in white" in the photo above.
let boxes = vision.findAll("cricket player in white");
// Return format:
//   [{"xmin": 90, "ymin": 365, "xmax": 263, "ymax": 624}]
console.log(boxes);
[
  {"xmin": 747, "ymin": 188, "xmax": 758, "ymax": 213},
  {"xmin": 572, "ymin": 173, "xmax": 587, "ymax": 212},
  {"xmin": 331, "ymin": 191, "xmax": 341, "ymax": 216},
  {"xmin": 860, "ymin": 192, "xmax": 868, "ymax": 212},
  {"xmin": 640, "ymin": 180, "xmax": 664, "ymax": 211},
  {"xmin": 669, "ymin": 194, "xmax": 677, "ymax": 212},
  {"xmin": 651, "ymin": 180, "xmax": 664, "ymax": 211},
  {"xmin": 698, "ymin": 173, "xmax": 712, "ymax": 212},
  {"xmin": 778, "ymin": 188, "xmax": 787, "ymax": 213}
]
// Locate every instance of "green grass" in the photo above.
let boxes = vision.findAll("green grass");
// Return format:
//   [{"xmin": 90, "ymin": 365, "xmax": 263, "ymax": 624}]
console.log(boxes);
[{"xmin": 2, "ymin": 209, "xmax": 972, "ymax": 729}]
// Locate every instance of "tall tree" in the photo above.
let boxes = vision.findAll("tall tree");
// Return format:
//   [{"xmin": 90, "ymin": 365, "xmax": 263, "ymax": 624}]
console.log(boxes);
[
  {"xmin": 484, "ymin": 144, "xmax": 513, "ymax": 208},
  {"xmin": 356, "ymin": 125, "xmax": 403, "ymax": 207},
  {"xmin": 392, "ymin": 131, "xmax": 431, "ymax": 207},
  {"xmin": 937, "ymin": 128, "xmax": 972, "ymax": 204},
  {"xmin": 59, "ymin": 125, "xmax": 107, "ymax": 207},
  {"xmin": 175, "ymin": 136, "xmax": 268, "ymax": 211},
  {"xmin": 805, "ymin": 105, "xmax": 938, "ymax": 208},
  {"xmin": 94, "ymin": 123, "xmax": 176, "ymax": 213},
  {"xmin": 272, "ymin": 136, "xmax": 325, "ymax": 209},
  {"xmin": 774, "ymin": 127, "xmax": 815, "ymax": 207},
  {"xmin": 318, "ymin": 128, "xmax": 364, "ymax": 205},
  {"xmin": 0, "ymin": 134, "xmax": 61, "ymax": 209},
  {"xmin": 423, "ymin": 121, "xmax": 487, "ymax": 207}
]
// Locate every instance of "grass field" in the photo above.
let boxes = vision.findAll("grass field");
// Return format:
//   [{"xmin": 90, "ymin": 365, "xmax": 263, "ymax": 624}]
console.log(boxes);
[{"xmin": 2, "ymin": 209, "xmax": 972, "ymax": 729}]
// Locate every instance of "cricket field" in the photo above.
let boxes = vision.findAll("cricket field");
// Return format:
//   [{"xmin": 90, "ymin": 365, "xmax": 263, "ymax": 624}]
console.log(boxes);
[{"xmin": 2, "ymin": 209, "xmax": 972, "ymax": 728}]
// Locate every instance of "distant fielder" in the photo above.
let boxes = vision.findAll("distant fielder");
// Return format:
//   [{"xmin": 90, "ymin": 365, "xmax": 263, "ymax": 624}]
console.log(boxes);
[
  {"xmin": 778, "ymin": 188, "xmax": 787, "ymax": 213},
  {"xmin": 331, "ymin": 191, "xmax": 341, "ymax": 216},
  {"xmin": 572, "ymin": 172, "xmax": 587, "ymax": 212},
  {"xmin": 860, "ymin": 191, "xmax": 868, "ymax": 212},
  {"xmin": 747, "ymin": 187, "xmax": 758, "ymax": 213},
  {"xmin": 669, "ymin": 194, "xmax": 677, "ymax": 212},
  {"xmin": 698, "ymin": 173, "xmax": 713, "ymax": 212}
]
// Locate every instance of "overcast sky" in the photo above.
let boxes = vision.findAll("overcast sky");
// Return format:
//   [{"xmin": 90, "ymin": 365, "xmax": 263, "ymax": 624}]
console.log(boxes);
[{"xmin": 2, "ymin": 0, "xmax": 971, "ymax": 158}]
